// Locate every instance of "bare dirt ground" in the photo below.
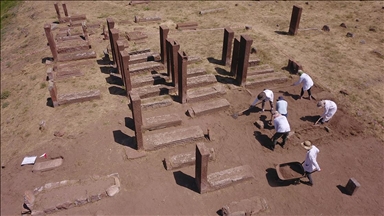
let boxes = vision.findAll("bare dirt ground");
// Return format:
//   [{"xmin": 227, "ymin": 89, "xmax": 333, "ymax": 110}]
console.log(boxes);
[{"xmin": 1, "ymin": 1, "xmax": 383, "ymax": 215}]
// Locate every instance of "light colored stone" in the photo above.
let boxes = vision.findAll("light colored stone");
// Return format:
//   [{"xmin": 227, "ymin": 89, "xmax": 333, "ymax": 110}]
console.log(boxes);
[
  {"xmin": 24, "ymin": 190, "xmax": 35, "ymax": 207},
  {"xmin": 106, "ymin": 185, "xmax": 120, "ymax": 197},
  {"xmin": 33, "ymin": 158, "xmax": 63, "ymax": 172},
  {"xmin": 255, "ymin": 120, "xmax": 264, "ymax": 129}
]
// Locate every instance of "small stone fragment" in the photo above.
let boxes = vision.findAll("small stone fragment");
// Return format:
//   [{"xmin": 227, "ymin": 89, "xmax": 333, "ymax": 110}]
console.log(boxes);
[
  {"xmin": 346, "ymin": 32, "xmax": 354, "ymax": 37},
  {"xmin": 322, "ymin": 25, "xmax": 330, "ymax": 32},
  {"xmin": 106, "ymin": 185, "xmax": 120, "ymax": 197},
  {"xmin": 24, "ymin": 190, "xmax": 35, "ymax": 208},
  {"xmin": 255, "ymin": 120, "xmax": 264, "ymax": 129},
  {"xmin": 54, "ymin": 131, "xmax": 65, "ymax": 137},
  {"xmin": 340, "ymin": 23, "xmax": 347, "ymax": 28}
]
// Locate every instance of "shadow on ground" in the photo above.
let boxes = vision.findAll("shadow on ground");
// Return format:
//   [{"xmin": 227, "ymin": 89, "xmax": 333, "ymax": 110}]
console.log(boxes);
[
  {"xmin": 173, "ymin": 171, "xmax": 198, "ymax": 193},
  {"xmin": 112, "ymin": 130, "xmax": 136, "ymax": 149}
]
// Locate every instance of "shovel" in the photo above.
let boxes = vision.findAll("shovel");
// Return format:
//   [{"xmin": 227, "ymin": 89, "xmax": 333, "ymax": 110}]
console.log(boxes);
[
  {"xmin": 232, "ymin": 107, "xmax": 251, "ymax": 119},
  {"xmin": 314, "ymin": 117, "xmax": 322, "ymax": 126}
]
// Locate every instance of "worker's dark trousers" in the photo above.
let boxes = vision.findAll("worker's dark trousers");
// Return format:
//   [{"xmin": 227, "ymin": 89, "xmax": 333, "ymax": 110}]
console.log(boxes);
[
  {"xmin": 300, "ymin": 87, "xmax": 312, "ymax": 98},
  {"xmin": 272, "ymin": 131, "xmax": 289, "ymax": 147},
  {"xmin": 305, "ymin": 171, "xmax": 314, "ymax": 185}
]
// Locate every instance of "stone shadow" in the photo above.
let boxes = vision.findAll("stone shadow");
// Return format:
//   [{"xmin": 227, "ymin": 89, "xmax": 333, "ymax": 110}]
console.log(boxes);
[
  {"xmin": 265, "ymin": 168, "xmax": 295, "ymax": 187},
  {"xmin": 207, "ymin": 57, "xmax": 223, "ymax": 66},
  {"xmin": 124, "ymin": 117, "xmax": 135, "ymax": 130},
  {"xmin": 278, "ymin": 90, "xmax": 300, "ymax": 100},
  {"xmin": 274, "ymin": 30, "xmax": 289, "ymax": 35},
  {"xmin": 108, "ymin": 86, "xmax": 127, "ymax": 96},
  {"xmin": 336, "ymin": 185, "xmax": 350, "ymax": 195},
  {"xmin": 215, "ymin": 74, "xmax": 236, "ymax": 85},
  {"xmin": 96, "ymin": 54, "xmax": 111, "ymax": 65},
  {"xmin": 259, "ymin": 115, "xmax": 274, "ymax": 130},
  {"xmin": 112, "ymin": 130, "xmax": 136, "ymax": 149},
  {"xmin": 215, "ymin": 67, "xmax": 231, "ymax": 76},
  {"xmin": 106, "ymin": 75, "xmax": 123, "ymax": 86},
  {"xmin": 253, "ymin": 131, "xmax": 272, "ymax": 150},
  {"xmin": 46, "ymin": 98, "xmax": 54, "ymax": 108},
  {"xmin": 41, "ymin": 57, "xmax": 54, "ymax": 64},
  {"xmin": 300, "ymin": 115, "xmax": 320, "ymax": 123},
  {"xmin": 99, "ymin": 66, "xmax": 113, "ymax": 74},
  {"xmin": 173, "ymin": 171, "xmax": 198, "ymax": 193}
]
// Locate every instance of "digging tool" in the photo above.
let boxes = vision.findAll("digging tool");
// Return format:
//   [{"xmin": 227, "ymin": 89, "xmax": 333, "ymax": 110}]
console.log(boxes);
[
  {"xmin": 314, "ymin": 116, "xmax": 323, "ymax": 125},
  {"xmin": 232, "ymin": 107, "xmax": 251, "ymax": 119}
]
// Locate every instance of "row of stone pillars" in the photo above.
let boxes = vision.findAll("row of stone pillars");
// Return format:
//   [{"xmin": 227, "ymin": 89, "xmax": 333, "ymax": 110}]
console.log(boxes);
[{"xmin": 54, "ymin": 3, "xmax": 69, "ymax": 22}]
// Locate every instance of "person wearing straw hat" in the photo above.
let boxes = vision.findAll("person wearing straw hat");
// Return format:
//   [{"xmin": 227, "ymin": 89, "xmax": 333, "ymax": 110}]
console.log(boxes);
[
  {"xmin": 276, "ymin": 96, "xmax": 288, "ymax": 117},
  {"xmin": 301, "ymin": 140, "xmax": 321, "ymax": 186},
  {"xmin": 292, "ymin": 69, "xmax": 315, "ymax": 100},
  {"xmin": 270, "ymin": 111, "xmax": 290, "ymax": 150},
  {"xmin": 315, "ymin": 100, "xmax": 338, "ymax": 124},
  {"xmin": 250, "ymin": 89, "xmax": 274, "ymax": 113}
]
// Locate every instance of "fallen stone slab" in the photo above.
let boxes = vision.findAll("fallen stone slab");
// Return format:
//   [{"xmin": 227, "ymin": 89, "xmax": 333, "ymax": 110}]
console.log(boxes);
[
  {"xmin": 245, "ymin": 72, "xmax": 288, "ymax": 88},
  {"xmin": 187, "ymin": 98, "xmax": 230, "ymax": 117},
  {"xmin": 141, "ymin": 95, "xmax": 173, "ymax": 110},
  {"xmin": 130, "ymin": 61, "xmax": 165, "ymax": 74},
  {"xmin": 142, "ymin": 114, "xmax": 182, "ymax": 131},
  {"xmin": 128, "ymin": 48, "xmax": 151, "ymax": 55},
  {"xmin": 125, "ymin": 31, "xmax": 148, "ymax": 41},
  {"xmin": 187, "ymin": 68, "xmax": 206, "ymax": 78},
  {"xmin": 129, "ymin": 52, "xmax": 161, "ymax": 65},
  {"xmin": 60, "ymin": 15, "xmax": 87, "ymax": 23},
  {"xmin": 199, "ymin": 8, "xmax": 225, "ymax": 15},
  {"xmin": 188, "ymin": 56, "xmax": 202, "ymax": 64},
  {"xmin": 204, "ymin": 165, "xmax": 254, "ymax": 193},
  {"xmin": 32, "ymin": 158, "xmax": 63, "ymax": 172},
  {"xmin": 143, "ymin": 126, "xmax": 205, "ymax": 151},
  {"xmin": 248, "ymin": 59, "xmax": 260, "ymax": 67},
  {"xmin": 134, "ymin": 16, "xmax": 161, "ymax": 23},
  {"xmin": 164, "ymin": 145, "xmax": 215, "ymax": 170},
  {"xmin": 187, "ymin": 74, "xmax": 217, "ymax": 88},
  {"xmin": 221, "ymin": 196, "xmax": 269, "ymax": 216},
  {"xmin": 57, "ymin": 50, "xmax": 96, "ymax": 62},
  {"xmin": 131, "ymin": 84, "xmax": 176, "ymax": 99},
  {"xmin": 187, "ymin": 84, "xmax": 226, "ymax": 103},
  {"xmin": 129, "ymin": 0, "xmax": 150, "ymax": 5},
  {"xmin": 56, "ymin": 40, "xmax": 90, "ymax": 54},
  {"xmin": 125, "ymin": 148, "xmax": 146, "ymax": 160},
  {"xmin": 247, "ymin": 64, "xmax": 274, "ymax": 76},
  {"xmin": 55, "ymin": 35, "xmax": 83, "ymax": 42},
  {"xmin": 58, "ymin": 90, "xmax": 101, "ymax": 106},
  {"xmin": 131, "ymin": 73, "xmax": 167, "ymax": 88},
  {"xmin": 24, "ymin": 173, "xmax": 120, "ymax": 215},
  {"xmin": 54, "ymin": 59, "xmax": 94, "ymax": 70},
  {"xmin": 176, "ymin": 22, "xmax": 198, "ymax": 30}
]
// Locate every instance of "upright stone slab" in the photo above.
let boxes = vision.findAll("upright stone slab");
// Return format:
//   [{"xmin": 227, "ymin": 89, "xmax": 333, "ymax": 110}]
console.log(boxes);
[
  {"xmin": 54, "ymin": 3, "xmax": 61, "ymax": 22},
  {"xmin": 230, "ymin": 38, "xmax": 240, "ymax": 76},
  {"xmin": 110, "ymin": 29, "xmax": 120, "ymax": 68},
  {"xmin": 48, "ymin": 80, "xmax": 58, "ymax": 107},
  {"xmin": 221, "ymin": 28, "xmax": 234, "ymax": 66},
  {"xmin": 170, "ymin": 40, "xmax": 180, "ymax": 87},
  {"xmin": 62, "ymin": 3, "xmax": 69, "ymax": 17},
  {"xmin": 159, "ymin": 25, "xmax": 169, "ymax": 65},
  {"xmin": 44, "ymin": 24, "xmax": 58, "ymax": 61},
  {"xmin": 345, "ymin": 178, "xmax": 361, "ymax": 196},
  {"xmin": 116, "ymin": 40, "xmax": 125, "ymax": 74},
  {"xmin": 130, "ymin": 92, "xmax": 144, "ymax": 150},
  {"xmin": 195, "ymin": 143, "xmax": 210, "ymax": 194},
  {"xmin": 166, "ymin": 38, "xmax": 174, "ymax": 77},
  {"xmin": 120, "ymin": 50, "xmax": 132, "ymax": 92},
  {"xmin": 178, "ymin": 51, "xmax": 188, "ymax": 104},
  {"xmin": 236, "ymin": 35, "xmax": 253, "ymax": 86},
  {"xmin": 288, "ymin": 5, "xmax": 303, "ymax": 35}
]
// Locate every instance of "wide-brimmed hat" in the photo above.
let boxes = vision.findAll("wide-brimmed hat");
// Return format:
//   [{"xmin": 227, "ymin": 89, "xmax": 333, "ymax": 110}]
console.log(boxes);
[
  {"xmin": 298, "ymin": 69, "xmax": 304, "ymax": 75},
  {"xmin": 278, "ymin": 96, "xmax": 284, "ymax": 101},
  {"xmin": 301, "ymin": 140, "xmax": 313, "ymax": 150},
  {"xmin": 317, "ymin": 100, "xmax": 325, "ymax": 108}
]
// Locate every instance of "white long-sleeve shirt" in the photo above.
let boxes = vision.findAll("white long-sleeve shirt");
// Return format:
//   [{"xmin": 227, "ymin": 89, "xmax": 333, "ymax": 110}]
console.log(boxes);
[
  {"xmin": 276, "ymin": 100, "xmax": 288, "ymax": 115},
  {"xmin": 321, "ymin": 100, "xmax": 337, "ymax": 121},
  {"xmin": 251, "ymin": 89, "xmax": 274, "ymax": 106},
  {"xmin": 303, "ymin": 145, "xmax": 320, "ymax": 173},
  {"xmin": 273, "ymin": 115, "xmax": 290, "ymax": 133},
  {"xmin": 293, "ymin": 73, "xmax": 314, "ymax": 91}
]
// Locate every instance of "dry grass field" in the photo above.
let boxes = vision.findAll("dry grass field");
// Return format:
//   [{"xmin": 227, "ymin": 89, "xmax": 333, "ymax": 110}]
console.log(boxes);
[{"xmin": 1, "ymin": 1, "xmax": 383, "ymax": 215}]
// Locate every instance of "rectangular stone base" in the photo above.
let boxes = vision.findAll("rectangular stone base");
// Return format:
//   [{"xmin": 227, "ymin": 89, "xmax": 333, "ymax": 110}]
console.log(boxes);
[
  {"xmin": 248, "ymin": 59, "xmax": 261, "ymax": 67},
  {"xmin": 202, "ymin": 165, "xmax": 254, "ymax": 193},
  {"xmin": 132, "ymin": 73, "xmax": 168, "ymax": 88},
  {"xmin": 58, "ymin": 90, "xmax": 100, "ymax": 106},
  {"xmin": 129, "ymin": 52, "xmax": 161, "ymax": 65},
  {"xmin": 143, "ymin": 126, "xmax": 205, "ymax": 151},
  {"xmin": 59, "ymin": 15, "xmax": 87, "ymax": 23},
  {"xmin": 57, "ymin": 50, "xmax": 96, "ymax": 62},
  {"xmin": 187, "ymin": 74, "xmax": 217, "ymax": 88},
  {"xmin": 142, "ymin": 114, "xmax": 182, "ymax": 131},
  {"xmin": 245, "ymin": 72, "xmax": 288, "ymax": 88},
  {"xmin": 141, "ymin": 96, "xmax": 173, "ymax": 110},
  {"xmin": 32, "ymin": 158, "xmax": 63, "ymax": 172},
  {"xmin": 132, "ymin": 84, "xmax": 176, "ymax": 99},
  {"xmin": 56, "ymin": 40, "xmax": 90, "ymax": 54},
  {"xmin": 187, "ymin": 84, "xmax": 226, "ymax": 103},
  {"xmin": 130, "ymin": 62, "xmax": 165, "ymax": 74},
  {"xmin": 164, "ymin": 146, "xmax": 215, "ymax": 170},
  {"xmin": 187, "ymin": 68, "xmax": 206, "ymax": 78},
  {"xmin": 188, "ymin": 98, "xmax": 230, "ymax": 117},
  {"xmin": 54, "ymin": 68, "xmax": 84, "ymax": 80}
]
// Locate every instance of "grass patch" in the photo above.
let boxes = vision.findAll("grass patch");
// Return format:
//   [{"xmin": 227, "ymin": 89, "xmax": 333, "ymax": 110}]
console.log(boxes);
[
  {"xmin": 1, "ymin": 90, "xmax": 10, "ymax": 99},
  {"xmin": 40, "ymin": 82, "xmax": 47, "ymax": 89},
  {"xmin": 2, "ymin": 102, "xmax": 9, "ymax": 108},
  {"xmin": 1, "ymin": 0, "xmax": 20, "ymax": 30}
]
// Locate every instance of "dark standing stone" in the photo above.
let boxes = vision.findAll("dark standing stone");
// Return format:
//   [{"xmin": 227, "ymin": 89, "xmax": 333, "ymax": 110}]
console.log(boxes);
[
  {"xmin": 230, "ymin": 38, "xmax": 240, "ymax": 76},
  {"xmin": 130, "ymin": 92, "xmax": 144, "ymax": 150},
  {"xmin": 346, "ymin": 32, "xmax": 354, "ymax": 37},
  {"xmin": 340, "ymin": 23, "xmax": 347, "ymax": 28},
  {"xmin": 288, "ymin": 5, "xmax": 303, "ymax": 35},
  {"xmin": 236, "ymin": 35, "xmax": 253, "ymax": 86},
  {"xmin": 159, "ymin": 25, "xmax": 169, "ymax": 65},
  {"xmin": 321, "ymin": 25, "xmax": 330, "ymax": 32},
  {"xmin": 345, "ymin": 178, "xmax": 361, "ymax": 195},
  {"xmin": 177, "ymin": 51, "xmax": 188, "ymax": 104},
  {"xmin": 221, "ymin": 28, "xmax": 234, "ymax": 66},
  {"xmin": 195, "ymin": 143, "xmax": 210, "ymax": 194}
]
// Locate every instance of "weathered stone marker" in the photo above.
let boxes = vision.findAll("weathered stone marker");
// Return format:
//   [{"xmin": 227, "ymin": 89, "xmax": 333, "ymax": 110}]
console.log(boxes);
[
  {"xmin": 48, "ymin": 80, "xmax": 58, "ymax": 107},
  {"xmin": 44, "ymin": 24, "xmax": 58, "ymax": 61},
  {"xmin": 178, "ymin": 51, "xmax": 188, "ymax": 104},
  {"xmin": 166, "ymin": 39, "xmax": 180, "ymax": 86},
  {"xmin": 345, "ymin": 178, "xmax": 360, "ymax": 196},
  {"xmin": 159, "ymin": 25, "xmax": 169, "ymax": 65},
  {"xmin": 62, "ymin": 3, "xmax": 69, "ymax": 17},
  {"xmin": 54, "ymin": 3, "xmax": 61, "ymax": 22},
  {"xmin": 106, "ymin": 18, "xmax": 116, "ymax": 63},
  {"xmin": 116, "ymin": 40, "xmax": 125, "ymax": 75},
  {"xmin": 236, "ymin": 35, "xmax": 253, "ymax": 86},
  {"xmin": 195, "ymin": 143, "xmax": 210, "ymax": 194},
  {"xmin": 110, "ymin": 29, "xmax": 120, "ymax": 69},
  {"xmin": 230, "ymin": 38, "xmax": 240, "ymax": 76},
  {"xmin": 120, "ymin": 50, "xmax": 132, "ymax": 92},
  {"xmin": 130, "ymin": 92, "xmax": 144, "ymax": 150},
  {"xmin": 288, "ymin": 5, "xmax": 303, "ymax": 35},
  {"xmin": 221, "ymin": 28, "xmax": 234, "ymax": 66},
  {"xmin": 287, "ymin": 59, "xmax": 302, "ymax": 74}
]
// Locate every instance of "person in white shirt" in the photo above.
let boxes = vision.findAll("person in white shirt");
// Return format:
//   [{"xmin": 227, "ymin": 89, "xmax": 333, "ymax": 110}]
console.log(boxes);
[
  {"xmin": 250, "ymin": 89, "xmax": 274, "ymax": 112},
  {"xmin": 316, "ymin": 100, "xmax": 337, "ymax": 123},
  {"xmin": 271, "ymin": 111, "xmax": 290, "ymax": 150},
  {"xmin": 292, "ymin": 70, "xmax": 315, "ymax": 100},
  {"xmin": 301, "ymin": 140, "xmax": 321, "ymax": 186},
  {"xmin": 276, "ymin": 96, "xmax": 288, "ymax": 117}
]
